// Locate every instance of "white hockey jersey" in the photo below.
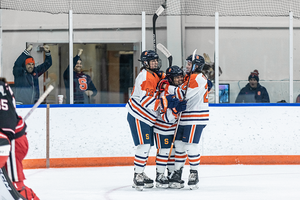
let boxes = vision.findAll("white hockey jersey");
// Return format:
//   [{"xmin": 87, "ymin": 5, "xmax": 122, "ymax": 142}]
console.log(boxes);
[
  {"xmin": 153, "ymin": 90, "xmax": 178, "ymax": 135},
  {"xmin": 126, "ymin": 69, "xmax": 161, "ymax": 126},
  {"xmin": 167, "ymin": 73, "xmax": 209, "ymax": 126}
]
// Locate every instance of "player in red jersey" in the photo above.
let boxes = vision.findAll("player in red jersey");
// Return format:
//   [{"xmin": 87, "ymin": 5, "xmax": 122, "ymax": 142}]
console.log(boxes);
[{"xmin": 0, "ymin": 77, "xmax": 40, "ymax": 200}]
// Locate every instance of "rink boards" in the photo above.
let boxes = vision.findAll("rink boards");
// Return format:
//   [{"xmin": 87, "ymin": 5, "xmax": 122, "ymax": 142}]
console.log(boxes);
[{"xmin": 16, "ymin": 103, "xmax": 300, "ymax": 168}]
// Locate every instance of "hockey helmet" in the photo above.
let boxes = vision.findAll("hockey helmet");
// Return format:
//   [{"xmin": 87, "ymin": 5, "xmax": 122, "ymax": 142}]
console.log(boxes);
[
  {"xmin": 166, "ymin": 65, "xmax": 184, "ymax": 86},
  {"xmin": 139, "ymin": 50, "xmax": 160, "ymax": 71},
  {"xmin": 189, "ymin": 54, "xmax": 205, "ymax": 72}
]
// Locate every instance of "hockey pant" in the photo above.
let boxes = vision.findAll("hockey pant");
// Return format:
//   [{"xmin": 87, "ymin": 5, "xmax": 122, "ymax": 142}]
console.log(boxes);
[
  {"xmin": 0, "ymin": 132, "xmax": 10, "ymax": 168},
  {"xmin": 5, "ymin": 134, "xmax": 28, "ymax": 190}
]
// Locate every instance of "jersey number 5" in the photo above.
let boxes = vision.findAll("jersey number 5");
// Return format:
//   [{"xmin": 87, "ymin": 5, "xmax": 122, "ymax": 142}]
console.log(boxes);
[{"xmin": 0, "ymin": 99, "xmax": 8, "ymax": 110}]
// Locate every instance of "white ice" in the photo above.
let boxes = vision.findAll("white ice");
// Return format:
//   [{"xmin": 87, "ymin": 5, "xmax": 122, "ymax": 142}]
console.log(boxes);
[{"xmin": 24, "ymin": 165, "xmax": 300, "ymax": 200}]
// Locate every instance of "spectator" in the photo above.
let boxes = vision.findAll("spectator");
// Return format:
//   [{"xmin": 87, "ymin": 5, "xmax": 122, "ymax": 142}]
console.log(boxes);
[
  {"xmin": 0, "ymin": 77, "xmax": 40, "ymax": 199},
  {"xmin": 235, "ymin": 70, "xmax": 270, "ymax": 103},
  {"xmin": 296, "ymin": 94, "xmax": 300, "ymax": 103},
  {"xmin": 63, "ymin": 49, "xmax": 97, "ymax": 104},
  {"xmin": 13, "ymin": 44, "xmax": 52, "ymax": 104}
]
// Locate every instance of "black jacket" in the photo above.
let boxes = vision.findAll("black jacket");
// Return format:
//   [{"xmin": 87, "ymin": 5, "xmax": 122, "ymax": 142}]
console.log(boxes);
[
  {"xmin": 63, "ymin": 55, "xmax": 97, "ymax": 104},
  {"xmin": 13, "ymin": 50, "xmax": 52, "ymax": 104},
  {"xmin": 0, "ymin": 81, "xmax": 26, "ymax": 141},
  {"xmin": 235, "ymin": 83, "xmax": 270, "ymax": 103}
]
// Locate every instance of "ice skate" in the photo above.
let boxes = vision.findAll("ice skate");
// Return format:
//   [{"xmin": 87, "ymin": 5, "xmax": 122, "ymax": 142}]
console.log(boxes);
[
  {"xmin": 188, "ymin": 169, "xmax": 199, "ymax": 190},
  {"xmin": 155, "ymin": 172, "xmax": 169, "ymax": 189},
  {"xmin": 142, "ymin": 172, "xmax": 154, "ymax": 188},
  {"xmin": 168, "ymin": 169, "xmax": 184, "ymax": 189},
  {"xmin": 132, "ymin": 173, "xmax": 144, "ymax": 191},
  {"xmin": 168, "ymin": 168, "xmax": 184, "ymax": 188}
]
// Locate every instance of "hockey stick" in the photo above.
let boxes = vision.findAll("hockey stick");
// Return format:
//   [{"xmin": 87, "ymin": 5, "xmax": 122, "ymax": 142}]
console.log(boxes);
[
  {"xmin": 167, "ymin": 49, "xmax": 197, "ymax": 160},
  {"xmin": 157, "ymin": 43, "xmax": 173, "ymax": 68},
  {"xmin": 0, "ymin": 167, "xmax": 26, "ymax": 199},
  {"xmin": 153, "ymin": 1, "xmax": 166, "ymax": 52},
  {"xmin": 24, "ymin": 85, "xmax": 54, "ymax": 120}
]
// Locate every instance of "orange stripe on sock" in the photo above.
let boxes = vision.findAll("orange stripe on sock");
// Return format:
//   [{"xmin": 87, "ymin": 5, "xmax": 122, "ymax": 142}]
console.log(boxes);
[{"xmin": 156, "ymin": 158, "xmax": 168, "ymax": 163}]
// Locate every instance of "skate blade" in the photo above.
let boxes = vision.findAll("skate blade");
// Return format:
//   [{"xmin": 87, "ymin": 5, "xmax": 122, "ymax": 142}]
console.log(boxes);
[
  {"xmin": 144, "ymin": 183, "xmax": 154, "ymax": 188},
  {"xmin": 132, "ymin": 184, "xmax": 144, "ymax": 191},
  {"xmin": 189, "ymin": 184, "xmax": 199, "ymax": 190},
  {"xmin": 156, "ymin": 183, "xmax": 169, "ymax": 189},
  {"xmin": 168, "ymin": 182, "xmax": 181, "ymax": 189}
]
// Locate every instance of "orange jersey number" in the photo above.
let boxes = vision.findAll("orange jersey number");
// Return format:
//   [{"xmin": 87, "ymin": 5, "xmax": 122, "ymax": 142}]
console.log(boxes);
[
  {"xmin": 145, "ymin": 88, "xmax": 155, "ymax": 97},
  {"xmin": 204, "ymin": 83, "xmax": 208, "ymax": 103}
]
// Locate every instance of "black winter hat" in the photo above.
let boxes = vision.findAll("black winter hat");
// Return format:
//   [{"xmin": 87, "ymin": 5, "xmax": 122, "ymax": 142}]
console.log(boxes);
[{"xmin": 248, "ymin": 69, "xmax": 259, "ymax": 82}]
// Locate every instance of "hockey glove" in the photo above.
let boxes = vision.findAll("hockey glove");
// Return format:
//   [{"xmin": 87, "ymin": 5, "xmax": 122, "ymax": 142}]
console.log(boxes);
[
  {"xmin": 158, "ymin": 79, "xmax": 169, "ymax": 92},
  {"xmin": 176, "ymin": 100, "xmax": 187, "ymax": 112},
  {"xmin": 160, "ymin": 95, "xmax": 180, "ymax": 112}
]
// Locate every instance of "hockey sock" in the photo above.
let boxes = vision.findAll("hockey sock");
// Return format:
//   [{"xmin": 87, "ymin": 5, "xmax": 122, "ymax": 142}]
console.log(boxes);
[
  {"xmin": 134, "ymin": 144, "xmax": 151, "ymax": 173},
  {"xmin": 174, "ymin": 141, "xmax": 187, "ymax": 171},
  {"xmin": 167, "ymin": 148, "xmax": 175, "ymax": 173},
  {"xmin": 186, "ymin": 143, "xmax": 200, "ymax": 171},
  {"xmin": 156, "ymin": 148, "xmax": 170, "ymax": 174}
]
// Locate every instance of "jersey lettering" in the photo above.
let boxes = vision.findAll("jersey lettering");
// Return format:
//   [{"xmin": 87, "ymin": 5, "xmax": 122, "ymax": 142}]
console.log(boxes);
[
  {"xmin": 0, "ymin": 85, "xmax": 6, "ymax": 96},
  {"xmin": 0, "ymin": 99, "xmax": 8, "ymax": 110},
  {"xmin": 145, "ymin": 88, "xmax": 155, "ymax": 97},
  {"xmin": 164, "ymin": 138, "xmax": 169, "ymax": 145},
  {"xmin": 78, "ymin": 78, "xmax": 88, "ymax": 91},
  {"xmin": 204, "ymin": 83, "xmax": 208, "ymax": 103}
]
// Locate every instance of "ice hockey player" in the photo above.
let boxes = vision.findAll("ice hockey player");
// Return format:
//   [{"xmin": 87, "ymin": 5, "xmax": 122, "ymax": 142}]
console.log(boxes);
[
  {"xmin": 126, "ymin": 50, "xmax": 180, "ymax": 191},
  {"xmin": 165, "ymin": 54, "xmax": 209, "ymax": 190},
  {"xmin": 0, "ymin": 77, "xmax": 40, "ymax": 199},
  {"xmin": 154, "ymin": 65, "xmax": 187, "ymax": 188}
]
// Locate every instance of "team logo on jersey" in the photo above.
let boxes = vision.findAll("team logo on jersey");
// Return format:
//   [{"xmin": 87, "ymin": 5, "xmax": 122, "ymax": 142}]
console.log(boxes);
[{"xmin": 0, "ymin": 85, "xmax": 6, "ymax": 96}]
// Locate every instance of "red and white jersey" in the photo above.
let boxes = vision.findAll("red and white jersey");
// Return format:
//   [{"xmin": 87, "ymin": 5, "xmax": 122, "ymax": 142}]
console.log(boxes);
[
  {"xmin": 153, "ymin": 90, "xmax": 178, "ymax": 135},
  {"xmin": 167, "ymin": 73, "xmax": 209, "ymax": 126},
  {"xmin": 126, "ymin": 69, "xmax": 161, "ymax": 126},
  {"xmin": 0, "ymin": 81, "xmax": 26, "ymax": 141}
]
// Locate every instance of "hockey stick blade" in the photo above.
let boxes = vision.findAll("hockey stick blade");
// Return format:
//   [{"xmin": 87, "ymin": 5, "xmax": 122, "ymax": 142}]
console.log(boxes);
[
  {"xmin": 0, "ymin": 167, "xmax": 26, "ymax": 199},
  {"xmin": 24, "ymin": 85, "xmax": 54, "ymax": 120},
  {"xmin": 191, "ymin": 49, "xmax": 197, "ymax": 72},
  {"xmin": 157, "ymin": 43, "xmax": 173, "ymax": 67},
  {"xmin": 153, "ymin": 1, "xmax": 166, "ymax": 52}
]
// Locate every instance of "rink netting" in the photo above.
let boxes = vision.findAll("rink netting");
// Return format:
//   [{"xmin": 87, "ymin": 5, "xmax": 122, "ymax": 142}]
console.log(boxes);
[{"xmin": 1, "ymin": 0, "xmax": 300, "ymax": 18}]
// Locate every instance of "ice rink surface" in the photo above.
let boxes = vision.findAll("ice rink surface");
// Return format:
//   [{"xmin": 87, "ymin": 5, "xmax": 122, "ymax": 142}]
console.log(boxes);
[{"xmin": 24, "ymin": 165, "xmax": 300, "ymax": 200}]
